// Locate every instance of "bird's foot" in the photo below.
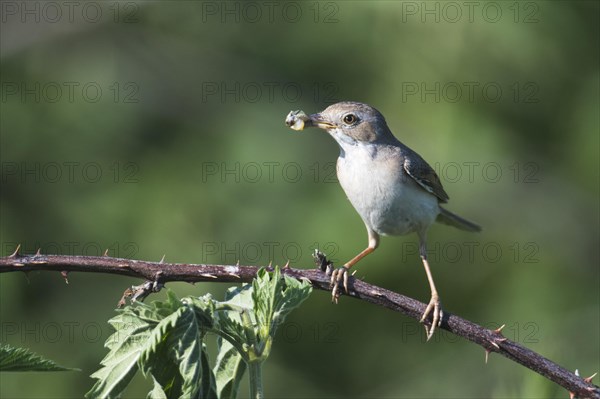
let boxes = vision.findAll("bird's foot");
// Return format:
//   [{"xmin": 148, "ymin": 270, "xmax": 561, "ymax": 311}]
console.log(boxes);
[
  {"xmin": 328, "ymin": 266, "xmax": 350, "ymax": 304},
  {"xmin": 420, "ymin": 294, "xmax": 443, "ymax": 341}
]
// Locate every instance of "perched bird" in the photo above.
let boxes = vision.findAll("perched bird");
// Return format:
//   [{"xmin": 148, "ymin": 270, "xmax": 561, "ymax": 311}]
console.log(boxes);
[{"xmin": 285, "ymin": 102, "xmax": 481, "ymax": 339}]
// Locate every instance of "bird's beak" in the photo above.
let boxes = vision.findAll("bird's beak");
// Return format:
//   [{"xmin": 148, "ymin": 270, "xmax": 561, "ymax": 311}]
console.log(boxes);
[
  {"xmin": 286, "ymin": 110, "xmax": 336, "ymax": 131},
  {"xmin": 307, "ymin": 113, "xmax": 336, "ymax": 130}
]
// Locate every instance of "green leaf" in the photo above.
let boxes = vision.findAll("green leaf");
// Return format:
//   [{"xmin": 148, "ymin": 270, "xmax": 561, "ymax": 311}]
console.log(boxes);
[
  {"xmin": 274, "ymin": 273, "xmax": 313, "ymax": 326},
  {"xmin": 213, "ymin": 339, "xmax": 247, "ymax": 399},
  {"xmin": 213, "ymin": 285, "xmax": 253, "ymax": 399},
  {"xmin": 86, "ymin": 309, "xmax": 156, "ymax": 398},
  {"xmin": 252, "ymin": 268, "xmax": 312, "ymax": 349},
  {"xmin": 140, "ymin": 307, "xmax": 188, "ymax": 397},
  {"xmin": 252, "ymin": 268, "xmax": 281, "ymax": 345},
  {"xmin": 140, "ymin": 296, "xmax": 216, "ymax": 399},
  {"xmin": 214, "ymin": 285, "xmax": 254, "ymax": 358},
  {"xmin": 0, "ymin": 343, "xmax": 78, "ymax": 372},
  {"xmin": 88, "ymin": 273, "xmax": 312, "ymax": 399},
  {"xmin": 213, "ymin": 272, "xmax": 312, "ymax": 397},
  {"xmin": 200, "ymin": 345, "xmax": 218, "ymax": 399},
  {"xmin": 147, "ymin": 375, "xmax": 168, "ymax": 399},
  {"xmin": 87, "ymin": 291, "xmax": 217, "ymax": 399},
  {"xmin": 175, "ymin": 309, "xmax": 206, "ymax": 399}
]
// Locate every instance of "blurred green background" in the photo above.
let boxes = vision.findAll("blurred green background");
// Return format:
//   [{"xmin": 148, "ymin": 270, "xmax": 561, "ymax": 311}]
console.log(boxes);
[{"xmin": 1, "ymin": 1, "xmax": 598, "ymax": 398}]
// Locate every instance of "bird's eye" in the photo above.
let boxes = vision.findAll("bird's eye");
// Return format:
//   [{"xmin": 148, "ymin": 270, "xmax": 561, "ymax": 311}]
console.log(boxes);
[{"xmin": 342, "ymin": 114, "xmax": 357, "ymax": 125}]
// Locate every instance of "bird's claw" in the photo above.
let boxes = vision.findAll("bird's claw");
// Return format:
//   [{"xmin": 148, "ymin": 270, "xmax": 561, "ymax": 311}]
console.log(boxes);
[
  {"xmin": 420, "ymin": 294, "xmax": 443, "ymax": 341},
  {"xmin": 328, "ymin": 266, "xmax": 350, "ymax": 303}
]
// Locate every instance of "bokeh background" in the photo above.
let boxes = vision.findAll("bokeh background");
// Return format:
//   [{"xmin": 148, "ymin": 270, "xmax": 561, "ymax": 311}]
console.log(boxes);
[{"xmin": 1, "ymin": 1, "xmax": 598, "ymax": 398}]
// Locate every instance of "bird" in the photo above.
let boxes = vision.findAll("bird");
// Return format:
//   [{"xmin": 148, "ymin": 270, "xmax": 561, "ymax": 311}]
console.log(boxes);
[{"xmin": 285, "ymin": 101, "xmax": 481, "ymax": 339}]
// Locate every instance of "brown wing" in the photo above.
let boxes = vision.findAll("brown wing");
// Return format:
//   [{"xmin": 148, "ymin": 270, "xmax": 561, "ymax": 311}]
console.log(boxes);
[{"xmin": 403, "ymin": 152, "xmax": 449, "ymax": 203}]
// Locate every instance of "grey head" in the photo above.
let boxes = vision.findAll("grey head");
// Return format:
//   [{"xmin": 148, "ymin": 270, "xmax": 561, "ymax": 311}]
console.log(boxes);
[{"xmin": 306, "ymin": 101, "xmax": 399, "ymax": 148}]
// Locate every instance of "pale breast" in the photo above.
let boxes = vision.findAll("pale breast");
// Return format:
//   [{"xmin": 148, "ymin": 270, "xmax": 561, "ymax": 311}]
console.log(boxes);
[{"xmin": 336, "ymin": 145, "xmax": 440, "ymax": 236}]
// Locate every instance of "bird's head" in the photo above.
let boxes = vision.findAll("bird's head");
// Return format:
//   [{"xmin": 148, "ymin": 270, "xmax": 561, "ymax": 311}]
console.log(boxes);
[{"xmin": 304, "ymin": 101, "xmax": 396, "ymax": 147}]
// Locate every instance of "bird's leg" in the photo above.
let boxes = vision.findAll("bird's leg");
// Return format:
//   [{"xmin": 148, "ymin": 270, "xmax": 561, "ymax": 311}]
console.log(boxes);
[
  {"xmin": 418, "ymin": 236, "xmax": 443, "ymax": 340},
  {"xmin": 330, "ymin": 247, "xmax": 373, "ymax": 301},
  {"xmin": 330, "ymin": 229, "xmax": 379, "ymax": 303}
]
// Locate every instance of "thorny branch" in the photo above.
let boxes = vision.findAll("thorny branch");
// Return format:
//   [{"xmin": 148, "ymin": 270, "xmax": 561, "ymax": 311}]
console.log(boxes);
[{"xmin": 0, "ymin": 247, "xmax": 598, "ymax": 399}]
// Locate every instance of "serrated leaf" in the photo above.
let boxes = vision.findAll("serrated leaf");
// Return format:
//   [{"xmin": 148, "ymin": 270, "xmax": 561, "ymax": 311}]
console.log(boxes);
[
  {"xmin": 89, "ymin": 275, "xmax": 312, "ymax": 399},
  {"xmin": 0, "ymin": 343, "xmax": 78, "ymax": 372},
  {"xmin": 200, "ymin": 344, "xmax": 218, "ymax": 399},
  {"xmin": 213, "ymin": 338, "xmax": 247, "ymax": 399},
  {"xmin": 147, "ymin": 375, "xmax": 168, "ymax": 399},
  {"xmin": 213, "ymin": 284, "xmax": 254, "ymax": 358},
  {"xmin": 215, "ymin": 315, "xmax": 247, "ymax": 357},
  {"xmin": 252, "ymin": 268, "xmax": 281, "ymax": 342},
  {"xmin": 223, "ymin": 284, "xmax": 254, "ymax": 308},
  {"xmin": 140, "ymin": 300, "xmax": 216, "ymax": 399},
  {"xmin": 134, "ymin": 290, "xmax": 183, "ymax": 324},
  {"xmin": 252, "ymin": 268, "xmax": 312, "ymax": 342},
  {"xmin": 140, "ymin": 307, "xmax": 188, "ymax": 397},
  {"xmin": 88, "ymin": 290, "xmax": 216, "ymax": 399},
  {"xmin": 87, "ymin": 311, "xmax": 155, "ymax": 398},
  {"xmin": 173, "ymin": 308, "xmax": 205, "ymax": 398},
  {"xmin": 273, "ymin": 274, "xmax": 312, "ymax": 326},
  {"xmin": 212, "ymin": 285, "xmax": 252, "ymax": 398},
  {"xmin": 212, "ymin": 274, "xmax": 311, "ymax": 398}
]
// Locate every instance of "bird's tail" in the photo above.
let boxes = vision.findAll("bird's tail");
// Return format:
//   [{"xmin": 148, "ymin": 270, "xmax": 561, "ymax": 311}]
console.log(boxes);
[{"xmin": 436, "ymin": 207, "xmax": 481, "ymax": 232}]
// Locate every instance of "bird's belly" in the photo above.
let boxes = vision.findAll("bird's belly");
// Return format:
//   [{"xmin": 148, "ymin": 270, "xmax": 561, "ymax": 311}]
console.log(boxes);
[{"xmin": 337, "ymin": 156, "xmax": 439, "ymax": 236}]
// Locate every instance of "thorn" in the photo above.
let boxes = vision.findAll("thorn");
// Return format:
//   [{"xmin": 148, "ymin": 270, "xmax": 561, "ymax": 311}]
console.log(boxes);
[
  {"xmin": 351, "ymin": 270, "xmax": 357, "ymax": 276},
  {"xmin": 35, "ymin": 248, "xmax": 42, "ymax": 256},
  {"xmin": 484, "ymin": 330, "xmax": 507, "ymax": 362},
  {"xmin": 300, "ymin": 277, "xmax": 312, "ymax": 285},
  {"xmin": 283, "ymin": 260, "xmax": 290, "ymax": 269},
  {"xmin": 229, "ymin": 273, "xmax": 241, "ymax": 278},
  {"xmin": 236, "ymin": 260, "xmax": 240, "ymax": 266},
  {"xmin": 159, "ymin": 255, "xmax": 166, "ymax": 264},
  {"xmin": 9, "ymin": 244, "xmax": 21, "ymax": 258},
  {"xmin": 61, "ymin": 271, "xmax": 69, "ymax": 284},
  {"xmin": 200, "ymin": 273, "xmax": 217, "ymax": 279},
  {"xmin": 569, "ymin": 370, "xmax": 579, "ymax": 399},
  {"xmin": 584, "ymin": 372, "xmax": 598, "ymax": 383},
  {"xmin": 487, "ymin": 325, "xmax": 507, "ymax": 352},
  {"xmin": 268, "ymin": 261, "xmax": 272, "ymax": 267},
  {"xmin": 493, "ymin": 324, "xmax": 506, "ymax": 335},
  {"xmin": 103, "ymin": 249, "xmax": 109, "ymax": 257}
]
